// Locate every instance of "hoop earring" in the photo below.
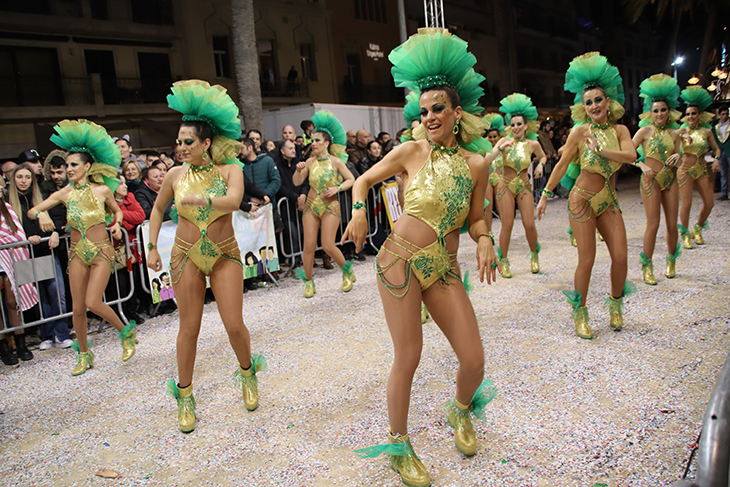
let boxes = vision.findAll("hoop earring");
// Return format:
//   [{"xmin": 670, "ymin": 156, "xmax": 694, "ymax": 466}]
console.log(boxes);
[
  {"xmin": 452, "ymin": 119, "xmax": 460, "ymax": 135},
  {"xmin": 202, "ymin": 151, "xmax": 209, "ymax": 161}
]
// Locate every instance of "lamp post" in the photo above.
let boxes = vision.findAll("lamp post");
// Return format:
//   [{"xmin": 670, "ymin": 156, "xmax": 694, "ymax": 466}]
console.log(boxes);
[{"xmin": 672, "ymin": 56, "xmax": 684, "ymax": 80}]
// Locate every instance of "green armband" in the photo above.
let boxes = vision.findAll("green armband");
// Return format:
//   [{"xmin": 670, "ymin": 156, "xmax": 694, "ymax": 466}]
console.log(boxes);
[
  {"xmin": 541, "ymin": 188, "xmax": 554, "ymax": 198},
  {"xmin": 352, "ymin": 201, "xmax": 366, "ymax": 211}
]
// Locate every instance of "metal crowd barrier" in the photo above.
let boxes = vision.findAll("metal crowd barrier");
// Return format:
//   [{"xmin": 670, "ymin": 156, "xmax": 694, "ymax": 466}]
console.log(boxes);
[
  {"xmin": 0, "ymin": 228, "xmax": 135, "ymax": 335},
  {"xmin": 671, "ymin": 350, "xmax": 730, "ymax": 487},
  {"xmin": 276, "ymin": 186, "xmax": 385, "ymax": 265}
]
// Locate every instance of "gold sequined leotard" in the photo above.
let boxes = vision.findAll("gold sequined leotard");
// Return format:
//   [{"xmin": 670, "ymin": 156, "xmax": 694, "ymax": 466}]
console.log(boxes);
[
  {"xmin": 569, "ymin": 123, "xmax": 622, "ymax": 221},
  {"xmin": 304, "ymin": 156, "xmax": 343, "ymax": 218},
  {"xmin": 377, "ymin": 143, "xmax": 473, "ymax": 294},
  {"xmin": 678, "ymin": 127, "xmax": 709, "ymax": 186},
  {"xmin": 66, "ymin": 183, "xmax": 114, "ymax": 269},
  {"xmin": 170, "ymin": 162, "xmax": 241, "ymax": 282},
  {"xmin": 496, "ymin": 139, "xmax": 532, "ymax": 199},
  {"xmin": 641, "ymin": 124, "xmax": 676, "ymax": 196}
]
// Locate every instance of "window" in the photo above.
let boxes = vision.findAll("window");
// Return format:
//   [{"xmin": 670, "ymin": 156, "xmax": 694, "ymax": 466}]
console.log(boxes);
[
  {"xmin": 300, "ymin": 43, "xmax": 317, "ymax": 81},
  {"xmin": 213, "ymin": 36, "xmax": 231, "ymax": 78},
  {"xmin": 0, "ymin": 46, "xmax": 63, "ymax": 106},
  {"xmin": 0, "ymin": 0, "xmax": 81, "ymax": 16},
  {"xmin": 131, "ymin": 0, "xmax": 174, "ymax": 25},
  {"xmin": 354, "ymin": 0, "xmax": 387, "ymax": 23}
]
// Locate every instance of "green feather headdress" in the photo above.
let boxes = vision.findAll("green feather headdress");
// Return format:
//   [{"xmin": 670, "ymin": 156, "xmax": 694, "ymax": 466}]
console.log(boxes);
[
  {"xmin": 638, "ymin": 74, "xmax": 681, "ymax": 128},
  {"xmin": 564, "ymin": 52, "xmax": 625, "ymax": 126},
  {"xmin": 389, "ymin": 28, "xmax": 489, "ymax": 154},
  {"xmin": 483, "ymin": 113, "xmax": 505, "ymax": 136},
  {"xmin": 401, "ymin": 92, "xmax": 421, "ymax": 143},
  {"xmin": 50, "ymin": 119, "xmax": 121, "ymax": 192},
  {"xmin": 167, "ymin": 79, "xmax": 243, "ymax": 167},
  {"xmin": 499, "ymin": 93, "xmax": 539, "ymax": 140},
  {"xmin": 680, "ymin": 86, "xmax": 715, "ymax": 128},
  {"xmin": 312, "ymin": 110, "xmax": 349, "ymax": 162}
]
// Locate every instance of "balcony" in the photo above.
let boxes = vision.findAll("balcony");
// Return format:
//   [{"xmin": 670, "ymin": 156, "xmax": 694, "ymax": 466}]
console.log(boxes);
[{"xmin": 260, "ymin": 76, "xmax": 309, "ymax": 99}]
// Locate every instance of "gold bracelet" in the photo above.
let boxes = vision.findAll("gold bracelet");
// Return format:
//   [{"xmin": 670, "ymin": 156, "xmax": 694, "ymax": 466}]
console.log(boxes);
[{"xmin": 477, "ymin": 233, "xmax": 494, "ymax": 246}]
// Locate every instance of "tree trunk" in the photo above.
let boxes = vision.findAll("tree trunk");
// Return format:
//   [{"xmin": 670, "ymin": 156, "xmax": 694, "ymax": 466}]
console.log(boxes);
[
  {"xmin": 231, "ymin": 0, "xmax": 263, "ymax": 134},
  {"xmin": 664, "ymin": 0, "xmax": 686, "ymax": 73},
  {"xmin": 698, "ymin": 4, "xmax": 716, "ymax": 80},
  {"xmin": 492, "ymin": 0, "xmax": 515, "ymax": 98}
]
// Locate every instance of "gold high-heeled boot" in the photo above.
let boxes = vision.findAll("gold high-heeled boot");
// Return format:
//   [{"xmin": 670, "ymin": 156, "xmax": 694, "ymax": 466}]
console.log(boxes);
[
  {"xmin": 665, "ymin": 243, "xmax": 681, "ymax": 279},
  {"xmin": 71, "ymin": 351, "xmax": 94, "ymax": 376},
  {"xmin": 234, "ymin": 354, "xmax": 267, "ymax": 411},
  {"xmin": 528, "ymin": 242, "xmax": 541, "ymax": 274},
  {"xmin": 679, "ymin": 224, "xmax": 693, "ymax": 249},
  {"xmin": 341, "ymin": 259, "xmax": 356, "ymax": 292},
  {"xmin": 295, "ymin": 268, "xmax": 316, "ymax": 298},
  {"xmin": 568, "ymin": 226, "xmax": 577, "ymax": 247},
  {"xmin": 500, "ymin": 258, "xmax": 512, "ymax": 278},
  {"xmin": 639, "ymin": 252, "xmax": 657, "ymax": 285},
  {"xmin": 387, "ymin": 432, "xmax": 431, "ymax": 487},
  {"xmin": 119, "ymin": 321, "xmax": 138, "ymax": 362},
  {"xmin": 691, "ymin": 222, "xmax": 705, "ymax": 245},
  {"xmin": 167, "ymin": 380, "xmax": 195, "ymax": 433},
  {"xmin": 574, "ymin": 306, "xmax": 592, "ymax": 339},
  {"xmin": 607, "ymin": 295, "xmax": 624, "ymax": 330},
  {"xmin": 444, "ymin": 399, "xmax": 477, "ymax": 456}
]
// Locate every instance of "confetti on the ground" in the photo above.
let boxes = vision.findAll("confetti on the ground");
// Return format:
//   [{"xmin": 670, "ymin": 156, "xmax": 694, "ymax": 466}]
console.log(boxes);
[{"xmin": 0, "ymin": 178, "xmax": 728, "ymax": 486}]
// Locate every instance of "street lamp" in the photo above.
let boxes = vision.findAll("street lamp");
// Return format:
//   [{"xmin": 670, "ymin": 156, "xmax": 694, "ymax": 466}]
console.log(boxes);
[{"xmin": 672, "ymin": 56, "xmax": 684, "ymax": 80}]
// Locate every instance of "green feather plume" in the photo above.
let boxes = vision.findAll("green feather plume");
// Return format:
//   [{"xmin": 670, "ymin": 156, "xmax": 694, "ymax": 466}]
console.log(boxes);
[
  {"xmin": 470, "ymin": 379, "xmax": 497, "ymax": 420},
  {"xmin": 639, "ymin": 74, "xmax": 680, "ymax": 112},
  {"xmin": 462, "ymin": 270, "xmax": 474, "ymax": 294},
  {"xmin": 563, "ymin": 289, "xmax": 582, "ymax": 314},
  {"xmin": 483, "ymin": 113, "xmax": 506, "ymax": 136},
  {"xmin": 564, "ymin": 52, "xmax": 625, "ymax": 105},
  {"xmin": 312, "ymin": 110, "xmax": 349, "ymax": 162},
  {"xmin": 403, "ymin": 91, "xmax": 421, "ymax": 124},
  {"xmin": 71, "ymin": 339, "xmax": 93, "ymax": 352},
  {"xmin": 167, "ymin": 80, "xmax": 241, "ymax": 140},
  {"xmin": 680, "ymin": 86, "xmax": 713, "ymax": 112}
]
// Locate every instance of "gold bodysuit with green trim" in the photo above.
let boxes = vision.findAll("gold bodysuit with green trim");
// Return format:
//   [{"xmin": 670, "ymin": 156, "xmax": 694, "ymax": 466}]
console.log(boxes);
[
  {"xmin": 641, "ymin": 124, "xmax": 676, "ymax": 196},
  {"xmin": 304, "ymin": 156, "xmax": 343, "ymax": 219},
  {"xmin": 66, "ymin": 183, "xmax": 114, "ymax": 269},
  {"xmin": 170, "ymin": 163, "xmax": 241, "ymax": 282},
  {"xmin": 569, "ymin": 123, "xmax": 622, "ymax": 221},
  {"xmin": 376, "ymin": 144, "xmax": 472, "ymax": 294},
  {"xmin": 496, "ymin": 139, "xmax": 532, "ymax": 199},
  {"xmin": 678, "ymin": 127, "xmax": 709, "ymax": 186}
]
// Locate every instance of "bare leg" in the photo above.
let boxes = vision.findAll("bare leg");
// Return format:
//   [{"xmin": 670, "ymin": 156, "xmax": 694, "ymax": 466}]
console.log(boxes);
[
  {"xmin": 596, "ymin": 208, "xmax": 628, "ymax": 298},
  {"xmin": 569, "ymin": 198, "xmax": 597, "ymax": 306},
  {"xmin": 68, "ymin": 258, "xmax": 92, "ymax": 352},
  {"xmin": 641, "ymin": 179, "xmax": 662, "ymax": 259},
  {"xmin": 678, "ymin": 176, "xmax": 694, "ymax": 230},
  {"xmin": 516, "ymin": 191, "xmax": 538, "ymax": 252},
  {"xmin": 301, "ymin": 211, "xmax": 321, "ymax": 280},
  {"xmin": 85, "ymin": 260, "xmax": 125, "ymax": 333},
  {"xmin": 209, "ymin": 259, "xmax": 251, "ymax": 369},
  {"xmin": 423, "ymin": 275, "xmax": 484, "ymax": 405},
  {"xmin": 496, "ymin": 193, "xmax": 515, "ymax": 257},
  {"xmin": 320, "ymin": 212, "xmax": 347, "ymax": 268},
  {"xmin": 170, "ymin": 258, "xmax": 206, "ymax": 387},
  {"xmin": 2, "ymin": 275, "xmax": 22, "ymax": 329},
  {"xmin": 661, "ymin": 180, "xmax": 680, "ymax": 254},
  {"xmin": 695, "ymin": 174, "xmax": 715, "ymax": 227}
]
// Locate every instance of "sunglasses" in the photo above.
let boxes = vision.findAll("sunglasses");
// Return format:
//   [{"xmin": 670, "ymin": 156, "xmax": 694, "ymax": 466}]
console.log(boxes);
[
  {"xmin": 175, "ymin": 139, "xmax": 196, "ymax": 147},
  {"xmin": 652, "ymin": 107, "xmax": 669, "ymax": 113},
  {"xmin": 584, "ymin": 96, "xmax": 604, "ymax": 106}
]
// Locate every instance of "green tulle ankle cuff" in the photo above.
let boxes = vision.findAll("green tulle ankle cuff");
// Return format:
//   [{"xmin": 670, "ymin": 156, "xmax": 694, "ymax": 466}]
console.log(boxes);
[
  {"xmin": 71, "ymin": 339, "xmax": 94, "ymax": 353},
  {"xmin": 639, "ymin": 251, "xmax": 652, "ymax": 269},
  {"xmin": 563, "ymin": 289, "xmax": 583, "ymax": 315},
  {"xmin": 355, "ymin": 442, "xmax": 414, "ymax": 459},
  {"xmin": 470, "ymin": 379, "xmax": 497, "ymax": 420},
  {"xmin": 118, "ymin": 321, "xmax": 137, "ymax": 340},
  {"xmin": 294, "ymin": 268, "xmax": 308, "ymax": 281},
  {"xmin": 668, "ymin": 242, "xmax": 682, "ymax": 261},
  {"xmin": 695, "ymin": 221, "xmax": 709, "ymax": 231},
  {"xmin": 341, "ymin": 259, "xmax": 354, "ymax": 274},
  {"xmin": 234, "ymin": 354, "xmax": 268, "ymax": 382},
  {"xmin": 678, "ymin": 223, "xmax": 690, "ymax": 236},
  {"xmin": 462, "ymin": 270, "xmax": 474, "ymax": 294},
  {"xmin": 622, "ymin": 280, "xmax": 637, "ymax": 297},
  {"xmin": 605, "ymin": 281, "xmax": 635, "ymax": 312},
  {"xmin": 166, "ymin": 379, "xmax": 179, "ymax": 399},
  {"xmin": 567, "ymin": 226, "xmax": 573, "ymax": 236},
  {"xmin": 496, "ymin": 247, "xmax": 503, "ymax": 261}
]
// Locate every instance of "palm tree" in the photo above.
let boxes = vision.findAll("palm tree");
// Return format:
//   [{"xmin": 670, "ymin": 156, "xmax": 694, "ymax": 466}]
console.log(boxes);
[
  {"xmin": 231, "ymin": 0, "xmax": 263, "ymax": 133},
  {"xmin": 492, "ymin": 0, "xmax": 516, "ymax": 97}
]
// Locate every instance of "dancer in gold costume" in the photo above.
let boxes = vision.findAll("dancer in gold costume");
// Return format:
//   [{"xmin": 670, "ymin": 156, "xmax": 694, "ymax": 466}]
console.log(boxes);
[
  {"xmin": 348, "ymin": 29, "xmax": 498, "ymax": 487},
  {"xmin": 292, "ymin": 110, "xmax": 355, "ymax": 298},
  {"xmin": 632, "ymin": 74, "xmax": 683, "ymax": 284},
  {"xmin": 483, "ymin": 113, "xmax": 505, "ymax": 232},
  {"xmin": 147, "ymin": 80, "xmax": 265, "ymax": 433},
  {"xmin": 536, "ymin": 53, "xmax": 638, "ymax": 340},
  {"xmin": 29, "ymin": 119, "xmax": 137, "ymax": 376},
  {"xmin": 489, "ymin": 94, "xmax": 546, "ymax": 277},
  {"xmin": 676, "ymin": 86, "xmax": 721, "ymax": 249}
]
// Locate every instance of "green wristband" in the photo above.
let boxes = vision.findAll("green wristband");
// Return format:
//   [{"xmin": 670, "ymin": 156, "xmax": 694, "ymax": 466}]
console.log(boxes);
[
  {"xmin": 541, "ymin": 188, "xmax": 554, "ymax": 198},
  {"xmin": 352, "ymin": 201, "xmax": 366, "ymax": 211}
]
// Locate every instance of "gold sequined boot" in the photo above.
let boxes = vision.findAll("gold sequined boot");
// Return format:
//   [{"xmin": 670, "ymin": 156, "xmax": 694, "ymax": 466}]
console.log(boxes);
[
  {"xmin": 574, "ymin": 306, "xmax": 592, "ymax": 339},
  {"xmin": 607, "ymin": 296, "xmax": 624, "ymax": 330},
  {"xmin": 445, "ymin": 399, "xmax": 477, "ymax": 456},
  {"xmin": 387, "ymin": 432, "xmax": 431, "ymax": 487},
  {"xmin": 500, "ymin": 258, "xmax": 512, "ymax": 278},
  {"xmin": 71, "ymin": 351, "xmax": 94, "ymax": 376},
  {"xmin": 691, "ymin": 223, "xmax": 705, "ymax": 245},
  {"xmin": 665, "ymin": 243, "xmax": 681, "ymax": 279},
  {"xmin": 234, "ymin": 354, "xmax": 267, "ymax": 411},
  {"xmin": 528, "ymin": 243, "xmax": 541, "ymax": 274},
  {"xmin": 639, "ymin": 252, "xmax": 657, "ymax": 285},
  {"xmin": 341, "ymin": 259, "xmax": 356, "ymax": 292},
  {"xmin": 119, "ymin": 321, "xmax": 138, "ymax": 362},
  {"xmin": 167, "ymin": 380, "xmax": 195, "ymax": 433},
  {"xmin": 570, "ymin": 232, "xmax": 577, "ymax": 247},
  {"xmin": 679, "ymin": 224, "xmax": 693, "ymax": 249},
  {"xmin": 304, "ymin": 279, "xmax": 315, "ymax": 298}
]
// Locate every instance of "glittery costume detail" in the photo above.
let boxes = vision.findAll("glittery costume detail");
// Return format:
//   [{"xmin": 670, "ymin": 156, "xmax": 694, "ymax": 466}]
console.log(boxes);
[
  {"xmin": 677, "ymin": 128, "xmax": 710, "ymax": 187},
  {"xmin": 496, "ymin": 139, "xmax": 532, "ymax": 199},
  {"xmin": 170, "ymin": 163, "xmax": 241, "ymax": 281},
  {"xmin": 304, "ymin": 157, "xmax": 343, "ymax": 219},
  {"xmin": 641, "ymin": 125, "xmax": 677, "ymax": 196},
  {"xmin": 66, "ymin": 183, "xmax": 113, "ymax": 269},
  {"xmin": 376, "ymin": 147, "xmax": 472, "ymax": 294}
]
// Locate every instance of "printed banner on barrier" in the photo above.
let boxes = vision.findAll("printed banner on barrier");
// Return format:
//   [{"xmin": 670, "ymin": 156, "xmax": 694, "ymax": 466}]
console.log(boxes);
[{"xmin": 141, "ymin": 205, "xmax": 279, "ymax": 303}]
